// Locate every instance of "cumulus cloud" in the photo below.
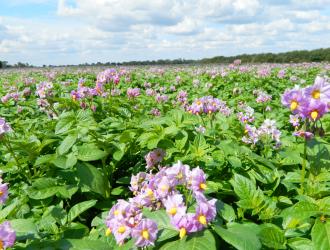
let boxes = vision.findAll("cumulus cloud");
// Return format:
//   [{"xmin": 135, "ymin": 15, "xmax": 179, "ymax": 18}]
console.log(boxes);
[{"xmin": 0, "ymin": 0, "xmax": 329, "ymax": 65}]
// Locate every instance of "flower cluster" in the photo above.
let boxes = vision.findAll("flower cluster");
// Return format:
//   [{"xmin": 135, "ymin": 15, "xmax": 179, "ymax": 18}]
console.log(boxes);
[
  {"xmin": 281, "ymin": 76, "xmax": 330, "ymax": 122},
  {"xmin": 0, "ymin": 221, "xmax": 16, "ymax": 250},
  {"xmin": 127, "ymin": 88, "xmax": 141, "ymax": 99},
  {"xmin": 176, "ymin": 90, "xmax": 188, "ymax": 106},
  {"xmin": 255, "ymin": 90, "xmax": 272, "ymax": 103},
  {"xmin": 71, "ymin": 79, "xmax": 98, "ymax": 101},
  {"xmin": 36, "ymin": 81, "xmax": 53, "ymax": 99},
  {"xmin": 242, "ymin": 119, "xmax": 281, "ymax": 147},
  {"xmin": 0, "ymin": 175, "xmax": 16, "ymax": 249},
  {"xmin": 155, "ymin": 94, "xmax": 168, "ymax": 103},
  {"xmin": 105, "ymin": 161, "xmax": 217, "ymax": 247},
  {"xmin": 257, "ymin": 68, "xmax": 271, "ymax": 78},
  {"xmin": 187, "ymin": 96, "xmax": 231, "ymax": 116},
  {"xmin": 96, "ymin": 68, "xmax": 121, "ymax": 85},
  {"xmin": 0, "ymin": 118, "xmax": 12, "ymax": 138},
  {"xmin": 237, "ymin": 106, "xmax": 255, "ymax": 124},
  {"xmin": 150, "ymin": 108, "xmax": 161, "ymax": 116},
  {"xmin": 1, "ymin": 85, "xmax": 31, "ymax": 104},
  {"xmin": 277, "ymin": 69, "xmax": 286, "ymax": 79},
  {"xmin": 144, "ymin": 148, "xmax": 166, "ymax": 169},
  {"xmin": 0, "ymin": 176, "xmax": 9, "ymax": 204}
]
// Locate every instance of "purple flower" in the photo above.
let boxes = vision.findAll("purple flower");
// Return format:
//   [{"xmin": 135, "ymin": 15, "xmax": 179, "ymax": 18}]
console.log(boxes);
[
  {"xmin": 171, "ymin": 213, "xmax": 197, "ymax": 239},
  {"xmin": 131, "ymin": 219, "xmax": 158, "ymax": 247},
  {"xmin": 0, "ymin": 221, "xmax": 15, "ymax": 249},
  {"xmin": 146, "ymin": 89, "xmax": 156, "ymax": 96},
  {"xmin": 163, "ymin": 194, "xmax": 187, "ymax": 218},
  {"xmin": 150, "ymin": 108, "xmax": 161, "ymax": 116},
  {"xmin": 0, "ymin": 118, "xmax": 12, "ymax": 137},
  {"xmin": 304, "ymin": 76, "xmax": 330, "ymax": 101},
  {"xmin": 289, "ymin": 114, "xmax": 300, "ymax": 127},
  {"xmin": 130, "ymin": 172, "xmax": 147, "ymax": 194},
  {"xmin": 165, "ymin": 161, "xmax": 190, "ymax": 186},
  {"xmin": 194, "ymin": 195, "xmax": 217, "ymax": 229},
  {"xmin": 106, "ymin": 200, "xmax": 130, "ymax": 226},
  {"xmin": 277, "ymin": 69, "xmax": 286, "ymax": 79},
  {"xmin": 127, "ymin": 88, "xmax": 140, "ymax": 99},
  {"xmin": 300, "ymin": 100, "xmax": 327, "ymax": 121},
  {"xmin": 144, "ymin": 149, "xmax": 166, "ymax": 169},
  {"xmin": 0, "ymin": 182, "xmax": 8, "ymax": 204},
  {"xmin": 177, "ymin": 90, "xmax": 188, "ymax": 105},
  {"xmin": 155, "ymin": 176, "xmax": 172, "ymax": 199},
  {"xmin": 188, "ymin": 167, "xmax": 207, "ymax": 194},
  {"xmin": 195, "ymin": 125, "xmax": 206, "ymax": 134},
  {"xmin": 112, "ymin": 220, "xmax": 132, "ymax": 245},
  {"xmin": 281, "ymin": 87, "xmax": 304, "ymax": 112},
  {"xmin": 293, "ymin": 130, "xmax": 314, "ymax": 140},
  {"xmin": 256, "ymin": 91, "xmax": 272, "ymax": 103}
]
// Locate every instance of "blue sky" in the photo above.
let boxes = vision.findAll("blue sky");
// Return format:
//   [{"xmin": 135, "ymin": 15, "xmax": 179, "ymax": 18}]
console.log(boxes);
[{"xmin": 0, "ymin": 0, "xmax": 330, "ymax": 66}]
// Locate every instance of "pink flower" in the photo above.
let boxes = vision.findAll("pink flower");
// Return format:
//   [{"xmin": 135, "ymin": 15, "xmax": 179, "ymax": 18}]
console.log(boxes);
[
  {"xmin": 131, "ymin": 219, "xmax": 158, "ymax": 247},
  {"xmin": 188, "ymin": 167, "xmax": 207, "ymax": 194},
  {"xmin": 0, "ymin": 221, "xmax": 16, "ymax": 249},
  {"xmin": 163, "ymin": 194, "xmax": 187, "ymax": 219},
  {"xmin": 144, "ymin": 149, "xmax": 166, "ymax": 169}
]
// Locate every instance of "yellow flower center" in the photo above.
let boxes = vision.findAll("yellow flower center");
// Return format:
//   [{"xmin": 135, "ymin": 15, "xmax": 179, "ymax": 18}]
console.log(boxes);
[
  {"xmin": 244, "ymin": 129, "xmax": 248, "ymax": 134},
  {"xmin": 196, "ymin": 101, "xmax": 202, "ymax": 105},
  {"xmin": 117, "ymin": 226, "xmax": 126, "ymax": 234},
  {"xmin": 198, "ymin": 215, "xmax": 207, "ymax": 225},
  {"xmin": 160, "ymin": 185, "xmax": 169, "ymax": 192},
  {"xmin": 168, "ymin": 207, "xmax": 177, "ymax": 216},
  {"xmin": 179, "ymin": 227, "xmax": 187, "ymax": 239},
  {"xmin": 0, "ymin": 240, "xmax": 3, "ymax": 250},
  {"xmin": 146, "ymin": 188, "xmax": 154, "ymax": 197},
  {"xmin": 177, "ymin": 173, "xmax": 183, "ymax": 179},
  {"xmin": 105, "ymin": 228, "xmax": 112, "ymax": 236},
  {"xmin": 142, "ymin": 229, "xmax": 149, "ymax": 240},
  {"xmin": 200, "ymin": 183, "xmax": 207, "ymax": 190},
  {"xmin": 312, "ymin": 90, "xmax": 320, "ymax": 99},
  {"xmin": 114, "ymin": 210, "xmax": 120, "ymax": 216},
  {"xmin": 0, "ymin": 191, "xmax": 3, "ymax": 197},
  {"xmin": 311, "ymin": 110, "xmax": 318, "ymax": 121},
  {"xmin": 290, "ymin": 100, "xmax": 298, "ymax": 111}
]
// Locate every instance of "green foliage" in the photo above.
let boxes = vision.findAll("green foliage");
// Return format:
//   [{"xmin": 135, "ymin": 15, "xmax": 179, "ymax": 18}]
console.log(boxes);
[{"xmin": 0, "ymin": 64, "xmax": 330, "ymax": 249}]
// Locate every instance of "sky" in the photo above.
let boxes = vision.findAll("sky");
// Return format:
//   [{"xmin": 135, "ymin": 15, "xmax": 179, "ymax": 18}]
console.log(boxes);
[{"xmin": 0, "ymin": 0, "xmax": 330, "ymax": 66}]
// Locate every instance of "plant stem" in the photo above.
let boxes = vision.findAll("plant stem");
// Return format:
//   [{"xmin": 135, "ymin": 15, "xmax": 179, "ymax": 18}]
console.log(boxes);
[
  {"xmin": 300, "ymin": 137, "xmax": 307, "ymax": 194},
  {"xmin": 3, "ymin": 137, "xmax": 22, "ymax": 170}
]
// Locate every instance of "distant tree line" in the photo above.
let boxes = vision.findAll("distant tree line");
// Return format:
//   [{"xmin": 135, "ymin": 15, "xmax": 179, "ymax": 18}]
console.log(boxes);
[
  {"xmin": 1, "ymin": 47, "xmax": 330, "ymax": 68},
  {"xmin": 0, "ymin": 61, "xmax": 32, "ymax": 69}
]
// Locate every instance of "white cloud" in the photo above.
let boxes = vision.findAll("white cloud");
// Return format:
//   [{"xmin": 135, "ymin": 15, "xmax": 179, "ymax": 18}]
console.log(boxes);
[{"xmin": 0, "ymin": 0, "xmax": 330, "ymax": 65}]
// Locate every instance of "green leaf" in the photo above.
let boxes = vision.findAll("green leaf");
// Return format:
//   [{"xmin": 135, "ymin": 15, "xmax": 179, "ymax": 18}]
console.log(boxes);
[
  {"xmin": 66, "ymin": 152, "xmax": 77, "ymax": 168},
  {"xmin": 76, "ymin": 163, "xmax": 110, "ymax": 197},
  {"xmin": 111, "ymin": 186, "xmax": 126, "ymax": 196},
  {"xmin": 288, "ymin": 237, "xmax": 313, "ymax": 250},
  {"xmin": 312, "ymin": 219, "xmax": 330, "ymax": 250},
  {"xmin": 34, "ymin": 154, "xmax": 56, "ymax": 166},
  {"xmin": 30, "ymin": 239, "xmax": 111, "ymax": 250},
  {"xmin": 258, "ymin": 224, "xmax": 286, "ymax": 249},
  {"xmin": 160, "ymin": 229, "xmax": 217, "ymax": 250},
  {"xmin": 0, "ymin": 198, "xmax": 19, "ymax": 220},
  {"xmin": 219, "ymin": 203, "xmax": 236, "ymax": 222},
  {"xmin": 214, "ymin": 223, "xmax": 261, "ymax": 250},
  {"xmin": 281, "ymin": 201, "xmax": 320, "ymax": 222},
  {"xmin": 228, "ymin": 156, "xmax": 242, "ymax": 168},
  {"xmin": 77, "ymin": 144, "xmax": 108, "ymax": 161},
  {"xmin": 11, "ymin": 219, "xmax": 38, "ymax": 240},
  {"xmin": 58, "ymin": 133, "xmax": 77, "ymax": 155},
  {"xmin": 63, "ymin": 222, "xmax": 89, "ymax": 239},
  {"xmin": 67, "ymin": 200, "xmax": 97, "ymax": 223}
]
